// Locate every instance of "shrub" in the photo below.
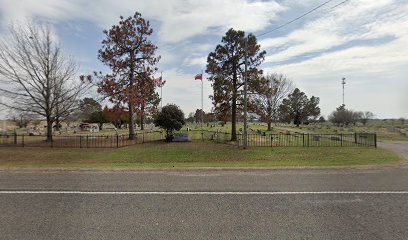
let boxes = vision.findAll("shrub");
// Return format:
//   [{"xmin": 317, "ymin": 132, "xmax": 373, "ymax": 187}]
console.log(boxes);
[{"xmin": 154, "ymin": 104, "xmax": 185, "ymax": 141}]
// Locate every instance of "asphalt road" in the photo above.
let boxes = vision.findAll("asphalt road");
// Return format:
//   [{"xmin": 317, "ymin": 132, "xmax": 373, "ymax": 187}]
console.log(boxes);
[{"xmin": 1, "ymin": 168, "xmax": 408, "ymax": 239}]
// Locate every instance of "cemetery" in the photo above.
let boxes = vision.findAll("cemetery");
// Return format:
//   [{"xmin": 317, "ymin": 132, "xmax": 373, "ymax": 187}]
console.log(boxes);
[
  {"xmin": 0, "ymin": 12, "xmax": 405, "ymax": 169},
  {"xmin": 0, "ymin": 119, "xmax": 381, "ymax": 149}
]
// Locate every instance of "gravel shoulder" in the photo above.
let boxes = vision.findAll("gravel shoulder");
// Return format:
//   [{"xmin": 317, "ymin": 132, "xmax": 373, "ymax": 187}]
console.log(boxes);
[{"xmin": 378, "ymin": 141, "xmax": 408, "ymax": 161}]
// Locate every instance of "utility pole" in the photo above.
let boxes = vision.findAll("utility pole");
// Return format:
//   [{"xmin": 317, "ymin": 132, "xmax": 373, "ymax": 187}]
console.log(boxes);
[
  {"xmin": 201, "ymin": 70, "xmax": 204, "ymax": 127},
  {"xmin": 243, "ymin": 35, "xmax": 248, "ymax": 148},
  {"xmin": 342, "ymin": 77, "xmax": 346, "ymax": 106}
]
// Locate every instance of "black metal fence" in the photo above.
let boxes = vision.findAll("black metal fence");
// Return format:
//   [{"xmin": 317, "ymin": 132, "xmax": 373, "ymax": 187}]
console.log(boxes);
[
  {"xmin": 0, "ymin": 131, "xmax": 376, "ymax": 148},
  {"xmin": 176, "ymin": 130, "xmax": 231, "ymax": 143},
  {"xmin": 0, "ymin": 131, "xmax": 164, "ymax": 148},
  {"xmin": 177, "ymin": 130, "xmax": 376, "ymax": 148},
  {"xmin": 237, "ymin": 133, "xmax": 376, "ymax": 147}
]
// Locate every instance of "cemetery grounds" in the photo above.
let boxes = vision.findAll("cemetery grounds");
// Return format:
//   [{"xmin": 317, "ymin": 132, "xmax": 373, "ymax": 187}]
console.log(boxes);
[{"xmin": 0, "ymin": 120, "xmax": 403, "ymax": 170}]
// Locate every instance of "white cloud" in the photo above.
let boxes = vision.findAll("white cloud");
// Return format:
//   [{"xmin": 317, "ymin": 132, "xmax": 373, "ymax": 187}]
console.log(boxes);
[
  {"xmin": 259, "ymin": 0, "xmax": 408, "ymax": 118},
  {"xmin": 154, "ymin": 0, "xmax": 286, "ymax": 43},
  {"xmin": 265, "ymin": 33, "xmax": 408, "ymax": 118},
  {"xmin": 0, "ymin": 0, "xmax": 407, "ymax": 118},
  {"xmin": 262, "ymin": 0, "xmax": 400, "ymax": 64},
  {"xmin": 158, "ymin": 68, "xmax": 213, "ymax": 113},
  {"xmin": 0, "ymin": 0, "xmax": 286, "ymax": 43},
  {"xmin": 183, "ymin": 56, "xmax": 207, "ymax": 67}
]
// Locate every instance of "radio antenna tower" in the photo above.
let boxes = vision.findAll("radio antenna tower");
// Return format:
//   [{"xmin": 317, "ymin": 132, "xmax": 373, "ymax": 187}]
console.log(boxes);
[{"xmin": 342, "ymin": 77, "xmax": 346, "ymax": 106}]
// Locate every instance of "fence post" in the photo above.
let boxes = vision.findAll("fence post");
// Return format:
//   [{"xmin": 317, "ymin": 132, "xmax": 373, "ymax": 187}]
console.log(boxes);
[
  {"xmin": 142, "ymin": 132, "xmax": 145, "ymax": 143},
  {"xmin": 374, "ymin": 134, "xmax": 377, "ymax": 148},
  {"xmin": 307, "ymin": 134, "xmax": 310, "ymax": 147},
  {"xmin": 80, "ymin": 136, "xmax": 82, "ymax": 148},
  {"xmin": 86, "ymin": 135, "xmax": 89, "ymax": 148},
  {"xmin": 22, "ymin": 135, "xmax": 24, "ymax": 147},
  {"xmin": 14, "ymin": 133, "xmax": 17, "ymax": 145},
  {"xmin": 116, "ymin": 135, "xmax": 119, "ymax": 148},
  {"xmin": 340, "ymin": 133, "xmax": 343, "ymax": 147},
  {"xmin": 354, "ymin": 133, "xmax": 357, "ymax": 144},
  {"xmin": 302, "ymin": 133, "xmax": 305, "ymax": 147}
]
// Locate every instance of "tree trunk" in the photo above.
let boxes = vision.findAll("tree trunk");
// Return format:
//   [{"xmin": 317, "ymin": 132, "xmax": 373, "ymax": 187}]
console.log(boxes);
[
  {"xmin": 267, "ymin": 122, "xmax": 272, "ymax": 131},
  {"xmin": 128, "ymin": 63, "xmax": 136, "ymax": 140},
  {"xmin": 140, "ymin": 106, "xmax": 145, "ymax": 131},
  {"xmin": 55, "ymin": 116, "xmax": 60, "ymax": 131},
  {"xmin": 128, "ymin": 102, "xmax": 135, "ymax": 140},
  {"xmin": 231, "ymin": 82, "xmax": 237, "ymax": 142},
  {"xmin": 46, "ymin": 116, "xmax": 53, "ymax": 142}
]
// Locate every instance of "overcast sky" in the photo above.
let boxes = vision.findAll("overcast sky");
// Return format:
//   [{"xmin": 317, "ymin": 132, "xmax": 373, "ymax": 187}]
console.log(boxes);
[{"xmin": 0, "ymin": 0, "xmax": 407, "ymax": 119}]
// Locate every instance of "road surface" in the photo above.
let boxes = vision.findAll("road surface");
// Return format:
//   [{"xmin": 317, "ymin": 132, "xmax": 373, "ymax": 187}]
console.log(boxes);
[{"xmin": 1, "ymin": 168, "xmax": 408, "ymax": 239}]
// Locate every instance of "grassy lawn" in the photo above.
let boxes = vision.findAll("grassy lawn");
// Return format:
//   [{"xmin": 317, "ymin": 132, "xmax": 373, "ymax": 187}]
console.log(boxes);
[{"xmin": 0, "ymin": 142, "xmax": 401, "ymax": 169}]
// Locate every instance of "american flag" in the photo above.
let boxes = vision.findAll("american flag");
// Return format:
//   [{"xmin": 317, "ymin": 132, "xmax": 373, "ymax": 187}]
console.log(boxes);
[{"xmin": 155, "ymin": 76, "xmax": 166, "ymax": 87}]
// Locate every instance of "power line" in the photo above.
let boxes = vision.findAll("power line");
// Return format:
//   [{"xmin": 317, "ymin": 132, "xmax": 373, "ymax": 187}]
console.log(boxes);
[
  {"xmin": 330, "ymin": 0, "xmax": 350, "ymax": 9},
  {"xmin": 256, "ymin": 0, "xmax": 350, "ymax": 38}
]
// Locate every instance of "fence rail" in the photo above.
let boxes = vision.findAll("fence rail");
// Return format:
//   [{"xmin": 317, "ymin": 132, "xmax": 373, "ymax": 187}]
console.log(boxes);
[
  {"xmin": 176, "ymin": 130, "xmax": 231, "ymax": 144},
  {"xmin": 0, "ymin": 131, "xmax": 164, "ymax": 148},
  {"xmin": 0, "ymin": 131, "xmax": 376, "ymax": 148},
  {"xmin": 177, "ymin": 130, "xmax": 376, "ymax": 147},
  {"xmin": 237, "ymin": 133, "xmax": 376, "ymax": 147}
]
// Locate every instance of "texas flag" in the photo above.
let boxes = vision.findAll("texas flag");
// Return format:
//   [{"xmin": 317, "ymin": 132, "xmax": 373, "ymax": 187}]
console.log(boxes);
[{"xmin": 194, "ymin": 73, "xmax": 202, "ymax": 81}]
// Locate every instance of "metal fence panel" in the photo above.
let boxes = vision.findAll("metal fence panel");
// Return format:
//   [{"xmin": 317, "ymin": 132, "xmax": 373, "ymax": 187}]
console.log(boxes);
[
  {"xmin": 0, "ymin": 131, "xmax": 164, "ymax": 148},
  {"xmin": 0, "ymin": 131, "xmax": 376, "ymax": 148}
]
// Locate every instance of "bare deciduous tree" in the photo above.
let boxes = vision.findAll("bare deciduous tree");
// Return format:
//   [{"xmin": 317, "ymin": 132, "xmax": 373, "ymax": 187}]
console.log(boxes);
[
  {"xmin": 10, "ymin": 111, "xmax": 35, "ymax": 129},
  {"xmin": 250, "ymin": 73, "xmax": 294, "ymax": 130},
  {"xmin": 358, "ymin": 111, "xmax": 375, "ymax": 126},
  {"xmin": 0, "ymin": 22, "xmax": 90, "ymax": 141}
]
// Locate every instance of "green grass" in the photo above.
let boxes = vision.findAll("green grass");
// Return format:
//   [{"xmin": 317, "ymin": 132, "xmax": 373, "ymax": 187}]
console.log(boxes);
[{"xmin": 0, "ymin": 142, "xmax": 401, "ymax": 169}]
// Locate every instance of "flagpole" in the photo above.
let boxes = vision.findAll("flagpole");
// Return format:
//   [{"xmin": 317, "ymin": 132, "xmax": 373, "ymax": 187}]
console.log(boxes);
[
  {"xmin": 201, "ymin": 70, "xmax": 203, "ymax": 127},
  {"xmin": 160, "ymin": 71, "xmax": 163, "ymax": 109}
]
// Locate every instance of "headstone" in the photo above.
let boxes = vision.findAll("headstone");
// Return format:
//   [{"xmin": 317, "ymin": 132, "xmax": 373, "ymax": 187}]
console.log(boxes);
[
  {"xmin": 330, "ymin": 136, "xmax": 341, "ymax": 141},
  {"xmin": 173, "ymin": 133, "xmax": 189, "ymax": 142}
]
